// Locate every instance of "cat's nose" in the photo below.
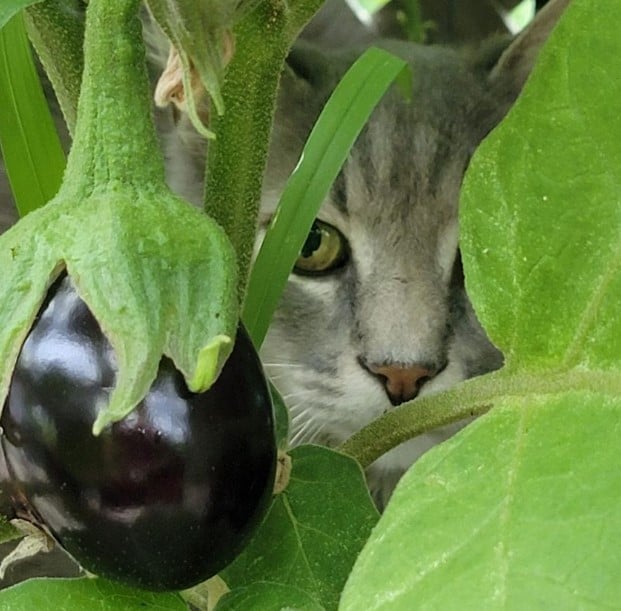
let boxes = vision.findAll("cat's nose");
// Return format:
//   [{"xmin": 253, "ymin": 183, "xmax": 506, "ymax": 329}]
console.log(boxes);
[{"xmin": 366, "ymin": 362, "xmax": 435, "ymax": 406}]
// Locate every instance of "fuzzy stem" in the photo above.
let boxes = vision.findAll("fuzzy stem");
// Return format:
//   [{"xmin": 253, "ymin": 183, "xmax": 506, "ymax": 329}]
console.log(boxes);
[
  {"xmin": 204, "ymin": 0, "xmax": 325, "ymax": 299},
  {"xmin": 339, "ymin": 375, "xmax": 498, "ymax": 469},
  {"xmin": 59, "ymin": 0, "xmax": 166, "ymax": 199},
  {"xmin": 338, "ymin": 367, "xmax": 621, "ymax": 468}
]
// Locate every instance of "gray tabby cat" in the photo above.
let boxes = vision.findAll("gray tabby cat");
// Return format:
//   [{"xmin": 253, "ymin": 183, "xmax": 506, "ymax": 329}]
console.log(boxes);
[
  {"xmin": 0, "ymin": 0, "xmax": 570, "ymax": 587},
  {"xmin": 0, "ymin": 0, "xmax": 570, "ymax": 510},
  {"xmin": 155, "ymin": 0, "xmax": 570, "ymax": 506}
]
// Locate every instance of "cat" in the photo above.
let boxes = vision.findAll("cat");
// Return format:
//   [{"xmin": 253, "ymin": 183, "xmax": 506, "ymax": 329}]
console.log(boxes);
[
  {"xmin": 0, "ymin": 1, "xmax": 569, "ymax": 511},
  {"xmin": 152, "ymin": 0, "xmax": 570, "ymax": 507},
  {"xmin": 0, "ymin": 0, "xmax": 570, "ymax": 587}
]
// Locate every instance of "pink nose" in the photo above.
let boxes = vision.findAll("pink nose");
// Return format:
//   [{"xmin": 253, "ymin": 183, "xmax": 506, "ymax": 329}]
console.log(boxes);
[{"xmin": 366, "ymin": 362, "xmax": 435, "ymax": 405}]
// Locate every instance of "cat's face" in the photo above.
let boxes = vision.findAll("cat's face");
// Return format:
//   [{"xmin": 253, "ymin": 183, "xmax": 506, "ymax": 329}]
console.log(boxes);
[
  {"xmin": 159, "ymin": 0, "xmax": 566, "ymax": 502},
  {"xmin": 259, "ymin": 42, "xmax": 505, "ymax": 477}
]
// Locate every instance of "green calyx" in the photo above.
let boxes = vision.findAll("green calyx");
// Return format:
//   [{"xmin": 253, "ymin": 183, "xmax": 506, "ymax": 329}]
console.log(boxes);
[{"xmin": 0, "ymin": 0, "xmax": 239, "ymax": 434}]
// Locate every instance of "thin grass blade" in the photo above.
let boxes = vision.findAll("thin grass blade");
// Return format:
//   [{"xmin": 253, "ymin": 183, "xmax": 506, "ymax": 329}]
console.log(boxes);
[
  {"xmin": 0, "ymin": 13, "xmax": 65, "ymax": 217},
  {"xmin": 243, "ymin": 47, "xmax": 408, "ymax": 347}
]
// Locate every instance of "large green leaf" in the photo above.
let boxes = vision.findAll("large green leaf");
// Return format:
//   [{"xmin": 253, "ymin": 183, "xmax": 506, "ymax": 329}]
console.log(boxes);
[
  {"xmin": 340, "ymin": 394, "xmax": 621, "ymax": 610},
  {"xmin": 221, "ymin": 446, "xmax": 378, "ymax": 610},
  {"xmin": 460, "ymin": 0, "xmax": 621, "ymax": 372},
  {"xmin": 340, "ymin": 0, "xmax": 621, "ymax": 608},
  {"xmin": 0, "ymin": 577, "xmax": 187, "ymax": 610}
]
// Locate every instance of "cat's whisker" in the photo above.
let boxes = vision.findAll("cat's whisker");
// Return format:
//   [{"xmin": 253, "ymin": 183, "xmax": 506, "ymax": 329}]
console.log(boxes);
[
  {"xmin": 289, "ymin": 409, "xmax": 320, "ymax": 446},
  {"xmin": 288, "ymin": 404, "xmax": 333, "ymax": 446},
  {"xmin": 290, "ymin": 425, "xmax": 313, "ymax": 446},
  {"xmin": 290, "ymin": 408, "xmax": 313, "ymax": 424},
  {"xmin": 305, "ymin": 422, "xmax": 331, "ymax": 446},
  {"xmin": 281, "ymin": 390, "xmax": 318, "ymax": 403},
  {"xmin": 263, "ymin": 362, "xmax": 305, "ymax": 369},
  {"xmin": 265, "ymin": 373, "xmax": 293, "ymax": 383}
]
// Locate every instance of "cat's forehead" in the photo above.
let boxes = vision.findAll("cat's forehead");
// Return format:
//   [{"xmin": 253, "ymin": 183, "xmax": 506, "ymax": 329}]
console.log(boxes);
[
  {"xmin": 330, "ymin": 108, "xmax": 474, "ymax": 237},
  {"xmin": 264, "ymin": 40, "xmax": 501, "ymax": 233}
]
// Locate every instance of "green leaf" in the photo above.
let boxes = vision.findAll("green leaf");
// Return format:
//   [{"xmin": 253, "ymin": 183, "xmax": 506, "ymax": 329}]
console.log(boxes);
[
  {"xmin": 221, "ymin": 446, "xmax": 378, "ymax": 610},
  {"xmin": 341, "ymin": 1, "xmax": 621, "ymax": 608},
  {"xmin": 0, "ymin": 0, "xmax": 42, "ymax": 30},
  {"xmin": 460, "ymin": 0, "xmax": 621, "ymax": 372},
  {"xmin": 0, "ymin": 577, "xmax": 188, "ymax": 610},
  {"xmin": 340, "ymin": 394, "xmax": 621, "ymax": 610},
  {"xmin": 216, "ymin": 582, "xmax": 325, "ymax": 611},
  {"xmin": 243, "ymin": 47, "xmax": 409, "ymax": 347},
  {"xmin": 0, "ymin": 13, "xmax": 65, "ymax": 216}
]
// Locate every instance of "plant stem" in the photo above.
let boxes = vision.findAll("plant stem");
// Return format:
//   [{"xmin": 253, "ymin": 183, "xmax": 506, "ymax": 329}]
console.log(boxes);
[
  {"xmin": 24, "ymin": 0, "xmax": 85, "ymax": 137},
  {"xmin": 204, "ymin": 0, "xmax": 324, "ymax": 299},
  {"xmin": 60, "ymin": 0, "xmax": 166, "ymax": 200},
  {"xmin": 339, "ymin": 367, "xmax": 621, "ymax": 468},
  {"xmin": 339, "ymin": 375, "xmax": 498, "ymax": 469}
]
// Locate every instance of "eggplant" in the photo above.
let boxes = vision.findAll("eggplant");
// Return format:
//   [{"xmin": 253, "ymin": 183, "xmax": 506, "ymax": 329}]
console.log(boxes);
[{"xmin": 0, "ymin": 276, "xmax": 276, "ymax": 591}]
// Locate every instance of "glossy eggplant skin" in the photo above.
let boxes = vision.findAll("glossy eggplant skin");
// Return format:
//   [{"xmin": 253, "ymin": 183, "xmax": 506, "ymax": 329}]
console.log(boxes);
[{"xmin": 0, "ymin": 276, "xmax": 276, "ymax": 591}]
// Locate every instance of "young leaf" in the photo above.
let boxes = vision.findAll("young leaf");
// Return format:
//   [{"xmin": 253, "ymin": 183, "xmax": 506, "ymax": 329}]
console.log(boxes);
[
  {"xmin": 243, "ymin": 47, "xmax": 408, "ymax": 347},
  {"xmin": 215, "ymin": 582, "xmax": 325, "ymax": 611},
  {"xmin": 340, "ymin": 0, "xmax": 621, "ymax": 608},
  {"xmin": 0, "ymin": 13, "xmax": 65, "ymax": 216},
  {"xmin": 221, "ymin": 446, "xmax": 378, "ymax": 610},
  {"xmin": 0, "ymin": 577, "xmax": 188, "ymax": 610},
  {"xmin": 147, "ymin": 0, "xmax": 262, "ymax": 119}
]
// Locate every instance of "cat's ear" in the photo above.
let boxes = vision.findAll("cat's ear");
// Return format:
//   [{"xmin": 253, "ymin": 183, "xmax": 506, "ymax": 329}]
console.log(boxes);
[
  {"xmin": 298, "ymin": 0, "xmax": 379, "ymax": 49},
  {"xmin": 282, "ymin": 42, "xmax": 342, "ymax": 99},
  {"xmin": 266, "ymin": 43, "xmax": 339, "ymax": 192},
  {"xmin": 275, "ymin": 42, "xmax": 344, "ymax": 132},
  {"xmin": 488, "ymin": 0, "xmax": 571, "ymax": 103}
]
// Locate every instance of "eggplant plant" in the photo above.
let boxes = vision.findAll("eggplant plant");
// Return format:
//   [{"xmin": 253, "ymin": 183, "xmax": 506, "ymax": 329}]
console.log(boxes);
[
  {"xmin": 0, "ymin": 0, "xmax": 620, "ymax": 609},
  {"xmin": 0, "ymin": 0, "xmax": 398, "ymax": 605}
]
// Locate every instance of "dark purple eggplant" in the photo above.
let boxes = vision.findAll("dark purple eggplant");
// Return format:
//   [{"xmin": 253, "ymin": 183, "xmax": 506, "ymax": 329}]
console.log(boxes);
[{"xmin": 0, "ymin": 275, "xmax": 276, "ymax": 591}]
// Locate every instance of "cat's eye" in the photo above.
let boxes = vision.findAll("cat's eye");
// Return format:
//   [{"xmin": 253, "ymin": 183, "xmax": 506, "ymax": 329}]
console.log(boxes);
[{"xmin": 294, "ymin": 220, "xmax": 349, "ymax": 275}]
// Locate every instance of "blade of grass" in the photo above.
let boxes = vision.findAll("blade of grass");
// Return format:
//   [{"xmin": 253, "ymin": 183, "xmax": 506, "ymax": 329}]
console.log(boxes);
[
  {"xmin": 0, "ymin": 13, "xmax": 65, "ymax": 217},
  {"xmin": 0, "ymin": 1, "xmax": 43, "ymax": 30},
  {"xmin": 242, "ymin": 47, "xmax": 409, "ymax": 347}
]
